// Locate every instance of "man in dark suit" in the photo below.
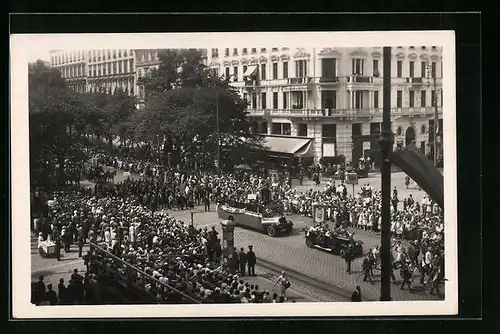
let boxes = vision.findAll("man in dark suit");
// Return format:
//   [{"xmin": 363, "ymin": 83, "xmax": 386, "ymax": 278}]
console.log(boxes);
[
  {"xmin": 46, "ymin": 284, "xmax": 58, "ymax": 305},
  {"xmin": 247, "ymin": 245, "xmax": 256, "ymax": 276},
  {"xmin": 77, "ymin": 226, "xmax": 85, "ymax": 258},
  {"xmin": 238, "ymin": 247, "xmax": 247, "ymax": 276},
  {"xmin": 204, "ymin": 186, "xmax": 212, "ymax": 212},
  {"xmin": 351, "ymin": 285, "xmax": 362, "ymax": 302}
]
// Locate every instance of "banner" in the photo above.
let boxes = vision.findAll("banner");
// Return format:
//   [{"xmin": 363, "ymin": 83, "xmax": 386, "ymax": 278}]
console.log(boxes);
[{"xmin": 392, "ymin": 144, "xmax": 444, "ymax": 209}]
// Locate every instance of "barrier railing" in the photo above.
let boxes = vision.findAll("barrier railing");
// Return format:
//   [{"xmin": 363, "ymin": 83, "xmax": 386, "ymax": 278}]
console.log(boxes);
[{"xmin": 89, "ymin": 241, "xmax": 202, "ymax": 304}]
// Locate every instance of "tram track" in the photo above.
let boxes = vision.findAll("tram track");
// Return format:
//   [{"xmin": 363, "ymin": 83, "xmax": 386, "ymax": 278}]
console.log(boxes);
[{"xmin": 256, "ymin": 257, "xmax": 376, "ymax": 302}]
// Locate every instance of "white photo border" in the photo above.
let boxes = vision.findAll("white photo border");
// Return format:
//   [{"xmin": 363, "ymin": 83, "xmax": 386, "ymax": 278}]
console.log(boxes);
[{"xmin": 10, "ymin": 30, "xmax": 458, "ymax": 318}]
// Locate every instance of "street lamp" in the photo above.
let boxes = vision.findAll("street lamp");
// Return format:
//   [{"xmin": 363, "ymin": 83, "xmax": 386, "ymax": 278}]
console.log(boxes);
[
  {"xmin": 211, "ymin": 73, "xmax": 221, "ymax": 175},
  {"xmin": 425, "ymin": 63, "xmax": 440, "ymax": 166}
]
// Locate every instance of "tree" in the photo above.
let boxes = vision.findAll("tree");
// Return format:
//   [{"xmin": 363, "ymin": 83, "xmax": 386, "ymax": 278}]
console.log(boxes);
[
  {"xmin": 84, "ymin": 87, "xmax": 138, "ymax": 148},
  {"xmin": 139, "ymin": 49, "xmax": 209, "ymax": 95},
  {"xmin": 29, "ymin": 60, "xmax": 88, "ymax": 189},
  {"xmin": 137, "ymin": 49, "xmax": 264, "ymax": 169}
]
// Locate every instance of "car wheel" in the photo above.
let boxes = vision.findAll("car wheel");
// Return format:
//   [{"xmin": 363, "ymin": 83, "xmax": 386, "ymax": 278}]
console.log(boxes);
[
  {"xmin": 267, "ymin": 225, "xmax": 277, "ymax": 237},
  {"xmin": 306, "ymin": 238, "xmax": 314, "ymax": 248},
  {"xmin": 340, "ymin": 248, "xmax": 346, "ymax": 258}
]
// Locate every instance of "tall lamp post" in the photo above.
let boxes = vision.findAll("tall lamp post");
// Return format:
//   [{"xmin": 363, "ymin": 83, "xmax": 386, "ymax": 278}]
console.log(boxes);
[
  {"xmin": 378, "ymin": 46, "xmax": 393, "ymax": 301},
  {"xmin": 208, "ymin": 71, "xmax": 221, "ymax": 174},
  {"xmin": 426, "ymin": 63, "xmax": 440, "ymax": 166}
]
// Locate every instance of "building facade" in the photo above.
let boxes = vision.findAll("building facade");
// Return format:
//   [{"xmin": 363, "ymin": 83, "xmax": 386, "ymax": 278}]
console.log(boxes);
[
  {"xmin": 50, "ymin": 50, "xmax": 88, "ymax": 93},
  {"xmin": 207, "ymin": 46, "xmax": 444, "ymax": 165},
  {"xmin": 85, "ymin": 49, "xmax": 136, "ymax": 94},
  {"xmin": 134, "ymin": 49, "xmax": 163, "ymax": 108}
]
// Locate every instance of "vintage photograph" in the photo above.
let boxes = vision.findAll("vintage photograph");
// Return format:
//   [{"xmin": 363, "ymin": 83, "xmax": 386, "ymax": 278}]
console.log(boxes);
[{"xmin": 11, "ymin": 31, "xmax": 457, "ymax": 317}]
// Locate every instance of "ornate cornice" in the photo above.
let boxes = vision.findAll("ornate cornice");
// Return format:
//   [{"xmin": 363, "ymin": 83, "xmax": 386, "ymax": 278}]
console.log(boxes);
[
  {"xmin": 371, "ymin": 51, "xmax": 382, "ymax": 58},
  {"xmin": 395, "ymin": 52, "xmax": 406, "ymax": 60},
  {"xmin": 258, "ymin": 56, "xmax": 268, "ymax": 63},
  {"xmin": 293, "ymin": 48, "xmax": 310, "ymax": 58},
  {"xmin": 420, "ymin": 53, "xmax": 429, "ymax": 60},
  {"xmin": 408, "ymin": 53, "xmax": 418, "ymax": 60},
  {"xmin": 349, "ymin": 48, "xmax": 368, "ymax": 58},
  {"xmin": 279, "ymin": 54, "xmax": 290, "ymax": 61},
  {"xmin": 319, "ymin": 48, "xmax": 342, "ymax": 58}
]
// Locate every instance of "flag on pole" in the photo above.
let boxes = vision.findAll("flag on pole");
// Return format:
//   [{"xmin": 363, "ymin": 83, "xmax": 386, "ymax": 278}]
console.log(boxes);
[{"xmin": 392, "ymin": 144, "xmax": 444, "ymax": 209}]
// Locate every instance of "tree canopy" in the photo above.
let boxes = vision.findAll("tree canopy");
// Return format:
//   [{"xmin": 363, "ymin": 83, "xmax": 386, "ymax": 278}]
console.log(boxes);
[{"xmin": 137, "ymin": 49, "xmax": 264, "ymax": 169}]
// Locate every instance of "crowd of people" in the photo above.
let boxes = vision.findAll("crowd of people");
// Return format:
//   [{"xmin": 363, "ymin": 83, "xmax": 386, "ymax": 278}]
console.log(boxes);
[
  {"xmin": 32, "ymin": 187, "xmax": 294, "ymax": 304},
  {"xmin": 32, "ymin": 140, "xmax": 446, "ymax": 303}
]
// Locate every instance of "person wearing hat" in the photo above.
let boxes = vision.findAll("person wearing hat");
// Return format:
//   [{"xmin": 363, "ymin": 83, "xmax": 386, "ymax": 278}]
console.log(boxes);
[
  {"xmin": 46, "ymin": 283, "xmax": 58, "ymax": 305},
  {"xmin": 246, "ymin": 246, "xmax": 256, "ymax": 276},
  {"xmin": 351, "ymin": 285, "xmax": 362, "ymax": 302}
]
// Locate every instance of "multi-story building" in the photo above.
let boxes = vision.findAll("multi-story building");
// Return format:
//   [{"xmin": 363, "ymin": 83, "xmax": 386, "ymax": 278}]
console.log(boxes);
[
  {"xmin": 133, "ymin": 48, "xmax": 208, "ymax": 108},
  {"xmin": 50, "ymin": 50, "xmax": 88, "ymax": 93},
  {"xmin": 134, "ymin": 49, "xmax": 163, "ymax": 108},
  {"xmin": 86, "ymin": 49, "xmax": 136, "ymax": 94},
  {"xmin": 207, "ymin": 46, "xmax": 444, "ymax": 165}
]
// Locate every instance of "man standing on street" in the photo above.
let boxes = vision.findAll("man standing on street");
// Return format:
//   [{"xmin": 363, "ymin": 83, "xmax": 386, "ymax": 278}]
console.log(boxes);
[
  {"xmin": 77, "ymin": 226, "xmax": 85, "ymax": 258},
  {"xmin": 344, "ymin": 243, "xmax": 354, "ymax": 274},
  {"xmin": 351, "ymin": 285, "xmax": 362, "ymax": 302},
  {"xmin": 204, "ymin": 185, "xmax": 211, "ymax": 212},
  {"xmin": 55, "ymin": 232, "xmax": 62, "ymax": 261},
  {"xmin": 238, "ymin": 247, "xmax": 247, "ymax": 276},
  {"xmin": 362, "ymin": 254, "xmax": 374, "ymax": 284},
  {"xmin": 247, "ymin": 245, "xmax": 256, "ymax": 276}
]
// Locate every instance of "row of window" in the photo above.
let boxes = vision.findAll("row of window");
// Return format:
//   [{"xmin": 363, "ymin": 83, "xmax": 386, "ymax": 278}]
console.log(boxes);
[
  {"xmin": 244, "ymin": 89, "xmax": 441, "ymax": 110},
  {"xmin": 212, "ymin": 47, "xmax": 281, "ymax": 58},
  {"xmin": 52, "ymin": 49, "xmax": 133, "ymax": 65},
  {"xmin": 398, "ymin": 46, "xmax": 439, "ymax": 50},
  {"xmin": 396, "ymin": 90, "xmax": 442, "ymax": 108},
  {"xmin": 60, "ymin": 64, "xmax": 86, "ymax": 78},
  {"xmin": 254, "ymin": 119, "xmax": 442, "ymax": 138},
  {"xmin": 88, "ymin": 49, "xmax": 131, "ymax": 63},
  {"xmin": 222, "ymin": 58, "xmax": 440, "ymax": 81},
  {"xmin": 88, "ymin": 78, "xmax": 134, "ymax": 93},
  {"xmin": 52, "ymin": 51, "xmax": 85, "ymax": 65},
  {"xmin": 88, "ymin": 59, "xmax": 135, "ymax": 77},
  {"xmin": 214, "ymin": 46, "xmax": 438, "ymax": 58}
]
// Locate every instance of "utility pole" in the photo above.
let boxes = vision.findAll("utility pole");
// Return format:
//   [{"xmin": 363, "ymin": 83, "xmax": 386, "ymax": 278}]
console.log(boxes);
[
  {"xmin": 433, "ymin": 74, "xmax": 439, "ymax": 167},
  {"xmin": 427, "ymin": 64, "xmax": 440, "ymax": 166},
  {"xmin": 378, "ymin": 46, "xmax": 393, "ymax": 301},
  {"xmin": 213, "ymin": 74, "xmax": 221, "ymax": 174}
]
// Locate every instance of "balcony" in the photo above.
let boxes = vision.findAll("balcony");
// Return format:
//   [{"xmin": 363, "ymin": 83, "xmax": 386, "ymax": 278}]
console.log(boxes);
[
  {"xmin": 347, "ymin": 76, "xmax": 373, "ymax": 83},
  {"xmin": 288, "ymin": 77, "xmax": 312, "ymax": 85},
  {"xmin": 319, "ymin": 76, "xmax": 340, "ymax": 83},
  {"xmin": 406, "ymin": 77, "xmax": 423, "ymax": 84}
]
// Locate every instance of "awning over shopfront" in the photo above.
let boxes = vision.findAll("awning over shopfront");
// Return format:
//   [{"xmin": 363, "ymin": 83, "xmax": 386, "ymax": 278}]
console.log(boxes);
[
  {"xmin": 243, "ymin": 65, "xmax": 258, "ymax": 77},
  {"xmin": 262, "ymin": 135, "xmax": 314, "ymax": 158}
]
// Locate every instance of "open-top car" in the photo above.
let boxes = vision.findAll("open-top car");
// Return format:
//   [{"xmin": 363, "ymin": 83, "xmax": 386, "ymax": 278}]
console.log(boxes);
[
  {"xmin": 304, "ymin": 226, "xmax": 363, "ymax": 258},
  {"xmin": 217, "ymin": 202, "xmax": 294, "ymax": 237}
]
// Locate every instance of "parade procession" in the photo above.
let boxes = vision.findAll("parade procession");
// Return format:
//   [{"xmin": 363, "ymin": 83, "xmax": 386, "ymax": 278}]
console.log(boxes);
[{"xmin": 27, "ymin": 45, "xmax": 446, "ymax": 307}]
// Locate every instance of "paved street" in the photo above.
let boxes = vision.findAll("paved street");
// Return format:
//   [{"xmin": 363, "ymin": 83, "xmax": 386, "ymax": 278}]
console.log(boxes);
[{"xmin": 32, "ymin": 166, "xmax": 442, "ymax": 302}]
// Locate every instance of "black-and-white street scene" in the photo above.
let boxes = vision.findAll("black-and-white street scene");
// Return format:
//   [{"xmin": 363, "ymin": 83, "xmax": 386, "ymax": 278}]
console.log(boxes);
[{"xmin": 25, "ymin": 38, "xmax": 448, "ymax": 308}]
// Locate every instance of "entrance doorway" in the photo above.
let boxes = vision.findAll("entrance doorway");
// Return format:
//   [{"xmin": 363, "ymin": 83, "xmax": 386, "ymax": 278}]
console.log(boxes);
[{"xmin": 405, "ymin": 126, "xmax": 416, "ymax": 146}]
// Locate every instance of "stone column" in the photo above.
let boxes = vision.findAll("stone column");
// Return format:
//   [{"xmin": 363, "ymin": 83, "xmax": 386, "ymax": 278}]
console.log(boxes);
[{"xmin": 267, "ymin": 122, "xmax": 272, "ymax": 135}]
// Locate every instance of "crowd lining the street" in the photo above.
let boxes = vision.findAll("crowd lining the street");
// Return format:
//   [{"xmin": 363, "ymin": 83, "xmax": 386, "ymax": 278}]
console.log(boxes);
[{"xmin": 32, "ymin": 143, "xmax": 445, "ymax": 304}]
